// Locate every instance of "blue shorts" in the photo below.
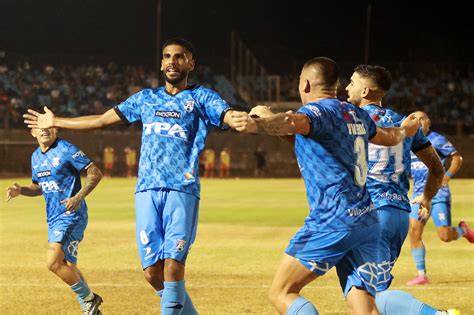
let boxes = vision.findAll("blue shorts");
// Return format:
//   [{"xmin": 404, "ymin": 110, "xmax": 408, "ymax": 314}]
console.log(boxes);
[
  {"xmin": 410, "ymin": 200, "xmax": 451, "ymax": 226},
  {"xmin": 376, "ymin": 207, "xmax": 409, "ymax": 292},
  {"xmin": 135, "ymin": 188, "xmax": 199, "ymax": 269},
  {"xmin": 48, "ymin": 223, "xmax": 87, "ymax": 264},
  {"xmin": 286, "ymin": 223, "xmax": 380, "ymax": 298}
]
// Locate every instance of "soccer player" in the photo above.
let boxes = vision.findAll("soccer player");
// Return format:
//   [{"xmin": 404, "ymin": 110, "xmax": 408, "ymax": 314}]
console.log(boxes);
[
  {"xmin": 346, "ymin": 64, "xmax": 459, "ymax": 315},
  {"xmin": 407, "ymin": 111, "xmax": 474, "ymax": 286},
  {"xmin": 23, "ymin": 38, "xmax": 249, "ymax": 314},
  {"xmin": 6, "ymin": 127, "xmax": 103, "ymax": 315},
  {"xmin": 242, "ymin": 57, "xmax": 420, "ymax": 315}
]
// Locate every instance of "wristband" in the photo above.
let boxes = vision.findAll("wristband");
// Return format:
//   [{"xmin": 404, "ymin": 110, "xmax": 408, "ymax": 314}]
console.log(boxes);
[{"xmin": 445, "ymin": 171, "xmax": 453, "ymax": 178}]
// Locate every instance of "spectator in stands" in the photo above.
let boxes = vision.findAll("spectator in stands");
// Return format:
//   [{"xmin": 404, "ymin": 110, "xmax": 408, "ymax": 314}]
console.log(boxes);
[
  {"xmin": 103, "ymin": 145, "xmax": 115, "ymax": 177},
  {"xmin": 219, "ymin": 147, "xmax": 231, "ymax": 178},
  {"xmin": 254, "ymin": 146, "xmax": 266, "ymax": 177},
  {"xmin": 202, "ymin": 148, "xmax": 216, "ymax": 178},
  {"xmin": 124, "ymin": 146, "xmax": 137, "ymax": 178}
]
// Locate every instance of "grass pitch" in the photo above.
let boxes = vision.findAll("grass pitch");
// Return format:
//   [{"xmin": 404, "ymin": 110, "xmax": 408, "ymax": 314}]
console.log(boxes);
[{"xmin": 1, "ymin": 178, "xmax": 473, "ymax": 314}]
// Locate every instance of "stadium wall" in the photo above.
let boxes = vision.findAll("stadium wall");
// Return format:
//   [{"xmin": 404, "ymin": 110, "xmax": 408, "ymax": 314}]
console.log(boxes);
[{"xmin": 1, "ymin": 130, "xmax": 472, "ymax": 178}]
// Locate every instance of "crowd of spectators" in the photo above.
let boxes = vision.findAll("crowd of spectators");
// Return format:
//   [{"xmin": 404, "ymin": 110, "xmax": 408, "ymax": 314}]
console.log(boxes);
[
  {"xmin": 1, "ymin": 55, "xmax": 472, "ymax": 134},
  {"xmin": 0, "ymin": 58, "xmax": 215, "ymax": 129},
  {"xmin": 279, "ymin": 67, "xmax": 474, "ymax": 132}
]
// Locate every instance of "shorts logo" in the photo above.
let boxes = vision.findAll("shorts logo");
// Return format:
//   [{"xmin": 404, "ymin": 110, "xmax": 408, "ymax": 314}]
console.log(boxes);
[
  {"xmin": 306, "ymin": 260, "xmax": 330, "ymax": 274},
  {"xmin": 52, "ymin": 157, "xmax": 60, "ymax": 167},
  {"xmin": 438, "ymin": 213, "xmax": 446, "ymax": 221},
  {"xmin": 67, "ymin": 240, "xmax": 79, "ymax": 258},
  {"xmin": 184, "ymin": 100, "xmax": 194, "ymax": 112},
  {"xmin": 155, "ymin": 110, "xmax": 181, "ymax": 119},
  {"xmin": 176, "ymin": 239, "xmax": 186, "ymax": 252},
  {"xmin": 37, "ymin": 170, "xmax": 52, "ymax": 178},
  {"xmin": 140, "ymin": 230, "xmax": 149, "ymax": 245},
  {"xmin": 53, "ymin": 230, "xmax": 62, "ymax": 236}
]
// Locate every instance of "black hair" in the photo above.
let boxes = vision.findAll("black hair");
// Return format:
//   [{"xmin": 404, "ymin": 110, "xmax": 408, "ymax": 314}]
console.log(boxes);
[
  {"xmin": 354, "ymin": 64, "xmax": 392, "ymax": 91},
  {"xmin": 162, "ymin": 38, "xmax": 195, "ymax": 57},
  {"xmin": 304, "ymin": 57, "xmax": 339, "ymax": 87}
]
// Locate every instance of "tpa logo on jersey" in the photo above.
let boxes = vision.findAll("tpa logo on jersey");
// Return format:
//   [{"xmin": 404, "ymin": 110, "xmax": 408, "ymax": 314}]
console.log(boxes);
[
  {"xmin": 37, "ymin": 170, "xmax": 52, "ymax": 178},
  {"xmin": 176, "ymin": 239, "xmax": 187, "ymax": 252},
  {"xmin": 155, "ymin": 110, "xmax": 181, "ymax": 119},
  {"xmin": 143, "ymin": 122, "xmax": 187, "ymax": 140},
  {"xmin": 72, "ymin": 150, "xmax": 86, "ymax": 159},
  {"xmin": 184, "ymin": 100, "xmax": 194, "ymax": 112},
  {"xmin": 52, "ymin": 157, "xmax": 61, "ymax": 167},
  {"xmin": 39, "ymin": 180, "xmax": 60, "ymax": 192}
]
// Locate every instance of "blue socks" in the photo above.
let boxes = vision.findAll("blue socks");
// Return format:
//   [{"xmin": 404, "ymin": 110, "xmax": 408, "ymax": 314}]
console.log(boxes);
[
  {"xmin": 375, "ymin": 290, "xmax": 442, "ymax": 315},
  {"xmin": 411, "ymin": 246, "xmax": 426, "ymax": 274},
  {"xmin": 286, "ymin": 296, "xmax": 319, "ymax": 315},
  {"xmin": 70, "ymin": 278, "xmax": 93, "ymax": 302},
  {"xmin": 158, "ymin": 281, "xmax": 197, "ymax": 315},
  {"xmin": 454, "ymin": 226, "xmax": 465, "ymax": 239}
]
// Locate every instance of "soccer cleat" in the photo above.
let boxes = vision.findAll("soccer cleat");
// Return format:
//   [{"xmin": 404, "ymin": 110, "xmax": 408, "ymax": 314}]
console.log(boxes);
[
  {"xmin": 406, "ymin": 275, "xmax": 429, "ymax": 285},
  {"xmin": 446, "ymin": 309, "xmax": 461, "ymax": 315},
  {"xmin": 459, "ymin": 220, "xmax": 474, "ymax": 243},
  {"xmin": 83, "ymin": 293, "xmax": 103, "ymax": 315}
]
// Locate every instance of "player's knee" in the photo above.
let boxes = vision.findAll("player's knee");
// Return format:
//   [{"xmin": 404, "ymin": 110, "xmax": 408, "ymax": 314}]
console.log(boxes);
[
  {"xmin": 437, "ymin": 228, "xmax": 452, "ymax": 242},
  {"xmin": 46, "ymin": 259, "xmax": 62, "ymax": 274},
  {"xmin": 164, "ymin": 259, "xmax": 185, "ymax": 281},
  {"xmin": 268, "ymin": 285, "xmax": 285, "ymax": 307},
  {"xmin": 144, "ymin": 268, "xmax": 164, "ymax": 287}
]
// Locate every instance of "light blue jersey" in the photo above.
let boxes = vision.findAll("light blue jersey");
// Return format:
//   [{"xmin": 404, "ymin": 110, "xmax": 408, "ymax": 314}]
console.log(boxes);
[
  {"xmin": 295, "ymin": 99, "xmax": 378, "ymax": 232},
  {"xmin": 411, "ymin": 131, "xmax": 456, "ymax": 202},
  {"xmin": 363, "ymin": 105, "xmax": 430, "ymax": 211},
  {"xmin": 31, "ymin": 138, "xmax": 92, "ymax": 228},
  {"xmin": 115, "ymin": 85, "xmax": 230, "ymax": 197}
]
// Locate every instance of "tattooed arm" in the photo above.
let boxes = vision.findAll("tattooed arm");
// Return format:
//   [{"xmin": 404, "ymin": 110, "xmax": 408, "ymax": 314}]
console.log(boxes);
[
  {"xmin": 244, "ymin": 113, "xmax": 310, "ymax": 136},
  {"xmin": 411, "ymin": 145, "xmax": 444, "ymax": 220},
  {"xmin": 60, "ymin": 163, "xmax": 103, "ymax": 212}
]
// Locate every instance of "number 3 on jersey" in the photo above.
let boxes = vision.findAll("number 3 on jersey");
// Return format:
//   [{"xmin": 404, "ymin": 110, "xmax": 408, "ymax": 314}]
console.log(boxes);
[{"xmin": 354, "ymin": 136, "xmax": 368, "ymax": 186}]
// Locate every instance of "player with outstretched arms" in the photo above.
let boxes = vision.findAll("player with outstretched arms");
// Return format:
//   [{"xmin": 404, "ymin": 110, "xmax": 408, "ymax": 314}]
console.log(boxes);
[
  {"xmin": 24, "ymin": 38, "xmax": 249, "ymax": 314},
  {"xmin": 6, "ymin": 127, "xmax": 103, "ymax": 315}
]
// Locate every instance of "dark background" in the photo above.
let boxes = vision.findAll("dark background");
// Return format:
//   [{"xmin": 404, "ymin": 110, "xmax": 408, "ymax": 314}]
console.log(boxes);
[{"xmin": 1, "ymin": 0, "xmax": 472, "ymax": 73}]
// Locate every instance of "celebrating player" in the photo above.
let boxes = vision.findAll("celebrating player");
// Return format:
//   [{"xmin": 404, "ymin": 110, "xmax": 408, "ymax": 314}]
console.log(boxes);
[
  {"xmin": 242, "ymin": 57, "xmax": 420, "ymax": 314},
  {"xmin": 407, "ymin": 111, "xmax": 474, "ymax": 285},
  {"xmin": 6, "ymin": 127, "xmax": 103, "ymax": 315},
  {"xmin": 24, "ymin": 38, "xmax": 249, "ymax": 314},
  {"xmin": 346, "ymin": 64, "xmax": 459, "ymax": 314}
]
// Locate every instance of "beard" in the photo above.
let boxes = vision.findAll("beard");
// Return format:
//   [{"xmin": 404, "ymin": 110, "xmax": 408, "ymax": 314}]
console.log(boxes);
[{"xmin": 162, "ymin": 69, "xmax": 188, "ymax": 85}]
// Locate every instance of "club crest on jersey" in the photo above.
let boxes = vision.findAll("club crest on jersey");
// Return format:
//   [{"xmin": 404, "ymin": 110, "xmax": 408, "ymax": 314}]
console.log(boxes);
[
  {"xmin": 176, "ymin": 239, "xmax": 186, "ymax": 252},
  {"xmin": 52, "ymin": 157, "xmax": 61, "ymax": 167},
  {"xmin": 184, "ymin": 100, "xmax": 194, "ymax": 112}
]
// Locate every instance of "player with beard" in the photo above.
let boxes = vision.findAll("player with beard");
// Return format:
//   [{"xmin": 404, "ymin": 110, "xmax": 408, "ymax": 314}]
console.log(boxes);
[{"xmin": 24, "ymin": 38, "xmax": 249, "ymax": 314}]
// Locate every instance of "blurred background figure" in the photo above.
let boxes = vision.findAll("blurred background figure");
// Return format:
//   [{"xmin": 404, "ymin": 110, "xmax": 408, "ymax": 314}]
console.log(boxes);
[
  {"xmin": 254, "ymin": 146, "xmax": 266, "ymax": 177},
  {"xmin": 103, "ymin": 145, "xmax": 115, "ymax": 177},
  {"xmin": 219, "ymin": 147, "xmax": 231, "ymax": 178},
  {"xmin": 124, "ymin": 145, "xmax": 137, "ymax": 178},
  {"xmin": 202, "ymin": 148, "xmax": 215, "ymax": 178}
]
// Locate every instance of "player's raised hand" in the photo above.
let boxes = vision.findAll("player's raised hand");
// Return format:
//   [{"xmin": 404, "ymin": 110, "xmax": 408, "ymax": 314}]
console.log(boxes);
[
  {"xmin": 401, "ymin": 113, "xmax": 421, "ymax": 137},
  {"xmin": 249, "ymin": 105, "xmax": 274, "ymax": 118},
  {"xmin": 61, "ymin": 195, "xmax": 82, "ymax": 214},
  {"xmin": 6, "ymin": 183, "xmax": 21, "ymax": 202},
  {"xmin": 411, "ymin": 194, "xmax": 432, "ymax": 221},
  {"xmin": 225, "ymin": 110, "xmax": 251, "ymax": 131},
  {"xmin": 23, "ymin": 106, "xmax": 56, "ymax": 129}
]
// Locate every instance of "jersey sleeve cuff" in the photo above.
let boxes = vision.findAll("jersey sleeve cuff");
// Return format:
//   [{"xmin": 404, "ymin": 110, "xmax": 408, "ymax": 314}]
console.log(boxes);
[
  {"xmin": 411, "ymin": 141, "xmax": 432, "ymax": 153},
  {"xmin": 300, "ymin": 113, "xmax": 313, "ymax": 137},
  {"xmin": 114, "ymin": 106, "xmax": 131, "ymax": 125},
  {"xmin": 219, "ymin": 107, "xmax": 233, "ymax": 130},
  {"xmin": 83, "ymin": 161, "xmax": 94, "ymax": 170}
]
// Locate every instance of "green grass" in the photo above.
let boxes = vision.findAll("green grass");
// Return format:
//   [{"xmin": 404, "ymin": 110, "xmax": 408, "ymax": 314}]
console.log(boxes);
[{"xmin": 0, "ymin": 178, "xmax": 473, "ymax": 314}]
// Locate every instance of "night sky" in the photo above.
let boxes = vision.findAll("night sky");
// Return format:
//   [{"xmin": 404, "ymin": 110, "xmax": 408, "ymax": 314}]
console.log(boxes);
[{"xmin": 1, "ymin": 0, "xmax": 472, "ymax": 73}]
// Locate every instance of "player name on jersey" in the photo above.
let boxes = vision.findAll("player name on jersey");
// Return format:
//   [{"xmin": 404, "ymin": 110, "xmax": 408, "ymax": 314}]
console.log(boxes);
[{"xmin": 347, "ymin": 123, "xmax": 367, "ymax": 135}]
